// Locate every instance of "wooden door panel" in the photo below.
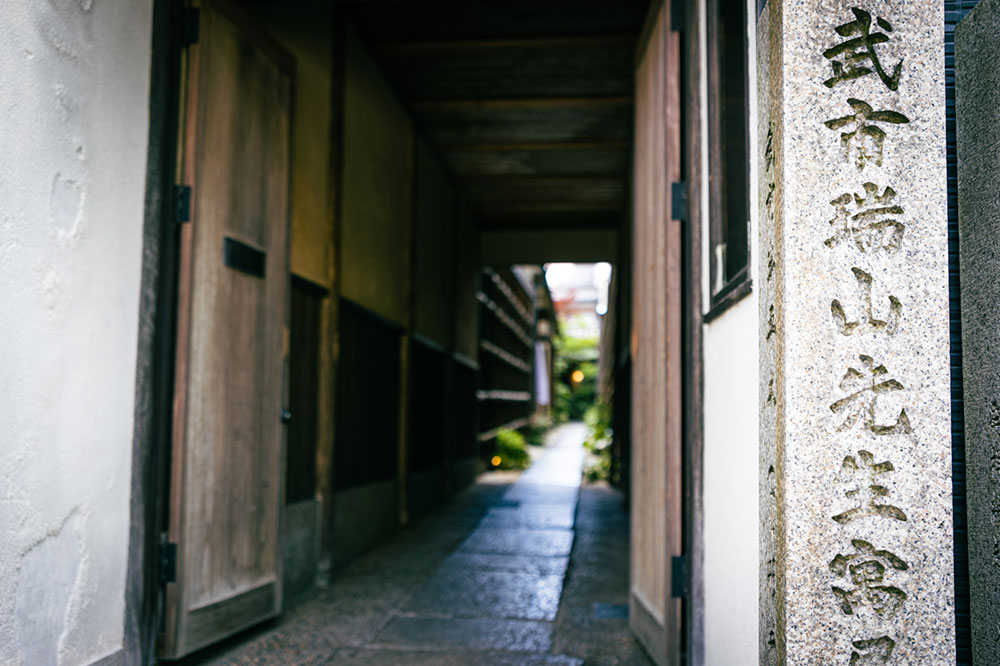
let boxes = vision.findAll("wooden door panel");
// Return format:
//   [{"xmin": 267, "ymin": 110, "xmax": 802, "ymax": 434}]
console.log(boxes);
[
  {"xmin": 631, "ymin": 3, "xmax": 684, "ymax": 664},
  {"xmin": 163, "ymin": 0, "xmax": 293, "ymax": 658}
]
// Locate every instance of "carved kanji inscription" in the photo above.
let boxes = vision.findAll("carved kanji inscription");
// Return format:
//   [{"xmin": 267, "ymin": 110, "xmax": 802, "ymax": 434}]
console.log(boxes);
[
  {"xmin": 832, "ymin": 450, "xmax": 907, "ymax": 524},
  {"xmin": 825, "ymin": 183, "xmax": 905, "ymax": 254},
  {"xmin": 823, "ymin": 8, "xmax": 903, "ymax": 91},
  {"xmin": 830, "ymin": 356, "xmax": 912, "ymax": 435},
  {"xmin": 849, "ymin": 636, "xmax": 896, "ymax": 665},
  {"xmin": 831, "ymin": 268, "xmax": 902, "ymax": 336},
  {"xmin": 825, "ymin": 99, "xmax": 909, "ymax": 170},
  {"xmin": 831, "ymin": 539, "xmax": 909, "ymax": 618}
]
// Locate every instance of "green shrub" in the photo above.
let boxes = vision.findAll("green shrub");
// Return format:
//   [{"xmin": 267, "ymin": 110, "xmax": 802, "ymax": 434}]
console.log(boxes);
[
  {"xmin": 494, "ymin": 428, "xmax": 531, "ymax": 470},
  {"xmin": 553, "ymin": 334, "xmax": 599, "ymax": 422},
  {"xmin": 582, "ymin": 403, "xmax": 614, "ymax": 482},
  {"xmin": 525, "ymin": 421, "xmax": 551, "ymax": 447}
]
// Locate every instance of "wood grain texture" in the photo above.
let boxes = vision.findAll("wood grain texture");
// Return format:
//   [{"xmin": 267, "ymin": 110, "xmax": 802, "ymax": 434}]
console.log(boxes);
[
  {"xmin": 630, "ymin": 4, "xmax": 684, "ymax": 664},
  {"xmin": 163, "ymin": 0, "xmax": 293, "ymax": 657}
]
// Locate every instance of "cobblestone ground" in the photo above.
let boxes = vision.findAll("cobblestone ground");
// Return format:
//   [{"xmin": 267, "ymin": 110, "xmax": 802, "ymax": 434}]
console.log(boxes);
[{"xmin": 180, "ymin": 423, "xmax": 652, "ymax": 666}]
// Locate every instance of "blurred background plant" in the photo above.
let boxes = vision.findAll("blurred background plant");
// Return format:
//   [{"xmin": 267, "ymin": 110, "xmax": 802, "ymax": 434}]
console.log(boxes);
[
  {"xmin": 524, "ymin": 419, "xmax": 552, "ymax": 447},
  {"xmin": 582, "ymin": 402, "xmax": 614, "ymax": 482},
  {"xmin": 553, "ymin": 333, "xmax": 598, "ymax": 422},
  {"xmin": 491, "ymin": 428, "xmax": 531, "ymax": 470}
]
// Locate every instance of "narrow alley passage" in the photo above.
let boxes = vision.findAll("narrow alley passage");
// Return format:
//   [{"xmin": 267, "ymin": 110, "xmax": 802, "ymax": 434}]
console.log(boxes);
[{"xmin": 182, "ymin": 424, "xmax": 651, "ymax": 665}]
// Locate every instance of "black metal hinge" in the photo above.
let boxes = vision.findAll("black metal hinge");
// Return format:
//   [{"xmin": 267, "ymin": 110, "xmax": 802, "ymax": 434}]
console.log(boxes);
[
  {"xmin": 671, "ymin": 181, "xmax": 688, "ymax": 221},
  {"xmin": 174, "ymin": 185, "xmax": 191, "ymax": 225},
  {"xmin": 671, "ymin": 554, "xmax": 688, "ymax": 598},
  {"xmin": 671, "ymin": 0, "xmax": 686, "ymax": 32},
  {"xmin": 159, "ymin": 540, "xmax": 178, "ymax": 585},
  {"xmin": 178, "ymin": 7, "xmax": 200, "ymax": 47}
]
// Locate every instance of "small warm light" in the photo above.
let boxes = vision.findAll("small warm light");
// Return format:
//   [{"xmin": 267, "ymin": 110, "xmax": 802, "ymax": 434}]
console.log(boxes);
[
  {"xmin": 491, "ymin": 455, "xmax": 502, "ymax": 467},
  {"xmin": 571, "ymin": 369, "xmax": 585, "ymax": 384}
]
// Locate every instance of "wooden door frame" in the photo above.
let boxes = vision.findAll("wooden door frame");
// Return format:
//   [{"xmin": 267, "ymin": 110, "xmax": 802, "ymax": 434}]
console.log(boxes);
[
  {"xmin": 679, "ymin": 0, "xmax": 706, "ymax": 662},
  {"xmin": 125, "ymin": 1, "xmax": 188, "ymax": 662}
]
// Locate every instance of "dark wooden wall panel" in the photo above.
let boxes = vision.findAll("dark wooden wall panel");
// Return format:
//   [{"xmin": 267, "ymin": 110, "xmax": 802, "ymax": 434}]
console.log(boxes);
[
  {"xmin": 334, "ymin": 299, "xmax": 402, "ymax": 490},
  {"xmin": 408, "ymin": 340, "xmax": 448, "ymax": 472},
  {"xmin": 287, "ymin": 276, "xmax": 326, "ymax": 503},
  {"xmin": 451, "ymin": 360, "xmax": 479, "ymax": 461}
]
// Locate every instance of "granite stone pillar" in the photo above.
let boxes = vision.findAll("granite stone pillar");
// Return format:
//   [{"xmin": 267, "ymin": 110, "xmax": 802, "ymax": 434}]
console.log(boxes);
[
  {"xmin": 956, "ymin": 0, "xmax": 1000, "ymax": 661},
  {"xmin": 757, "ymin": 1, "xmax": 954, "ymax": 663}
]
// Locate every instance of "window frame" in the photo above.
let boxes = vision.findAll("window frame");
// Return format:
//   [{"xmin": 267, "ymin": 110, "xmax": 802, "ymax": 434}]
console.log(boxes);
[{"xmin": 705, "ymin": 0, "xmax": 753, "ymax": 321}]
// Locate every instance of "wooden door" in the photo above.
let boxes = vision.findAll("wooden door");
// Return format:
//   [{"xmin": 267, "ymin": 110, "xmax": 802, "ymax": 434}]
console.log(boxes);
[
  {"xmin": 631, "ymin": 3, "xmax": 684, "ymax": 664},
  {"xmin": 162, "ymin": 1, "xmax": 293, "ymax": 658}
]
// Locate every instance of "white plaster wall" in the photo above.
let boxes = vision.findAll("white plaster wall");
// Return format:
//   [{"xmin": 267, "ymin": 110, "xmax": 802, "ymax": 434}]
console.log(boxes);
[
  {"xmin": 699, "ymin": 0, "xmax": 761, "ymax": 663},
  {"xmin": 702, "ymin": 296, "xmax": 760, "ymax": 665},
  {"xmin": 0, "ymin": 1, "xmax": 152, "ymax": 664}
]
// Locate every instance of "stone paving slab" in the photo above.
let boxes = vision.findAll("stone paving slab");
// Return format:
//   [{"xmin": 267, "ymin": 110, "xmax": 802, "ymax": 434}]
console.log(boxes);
[
  {"xmin": 373, "ymin": 616, "xmax": 553, "ymax": 652},
  {"xmin": 502, "ymin": 484, "xmax": 580, "ymax": 506},
  {"xmin": 403, "ymin": 568, "xmax": 564, "ymax": 621},
  {"xmin": 439, "ymin": 552, "xmax": 570, "ymax": 576},
  {"xmin": 478, "ymin": 504, "xmax": 576, "ymax": 530},
  {"xmin": 552, "ymin": 483, "xmax": 653, "ymax": 666},
  {"xmin": 323, "ymin": 648, "xmax": 584, "ymax": 665},
  {"xmin": 458, "ymin": 526, "xmax": 574, "ymax": 557}
]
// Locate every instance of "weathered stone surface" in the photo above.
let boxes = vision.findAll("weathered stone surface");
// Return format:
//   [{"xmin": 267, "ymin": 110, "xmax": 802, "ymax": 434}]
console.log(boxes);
[
  {"xmin": 758, "ymin": 1, "xmax": 954, "ymax": 663},
  {"xmin": 282, "ymin": 499, "xmax": 320, "ymax": 604},
  {"xmin": 374, "ymin": 617, "xmax": 553, "ymax": 652},
  {"xmin": 403, "ymin": 568, "xmax": 564, "ymax": 621},
  {"xmin": 458, "ymin": 526, "xmax": 575, "ymax": 558},
  {"xmin": 325, "ymin": 649, "xmax": 583, "ymax": 666},
  {"xmin": 956, "ymin": 0, "xmax": 1000, "ymax": 661}
]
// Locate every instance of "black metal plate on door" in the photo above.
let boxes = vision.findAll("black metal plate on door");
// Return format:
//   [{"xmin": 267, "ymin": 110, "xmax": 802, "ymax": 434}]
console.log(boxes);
[{"xmin": 223, "ymin": 237, "xmax": 266, "ymax": 278}]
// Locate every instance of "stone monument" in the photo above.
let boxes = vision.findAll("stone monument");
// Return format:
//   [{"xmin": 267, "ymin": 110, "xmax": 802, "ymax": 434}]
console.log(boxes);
[{"xmin": 758, "ymin": 1, "xmax": 955, "ymax": 663}]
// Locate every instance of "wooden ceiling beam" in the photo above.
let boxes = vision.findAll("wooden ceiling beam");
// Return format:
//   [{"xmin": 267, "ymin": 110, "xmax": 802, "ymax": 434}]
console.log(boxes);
[
  {"xmin": 375, "ymin": 34, "xmax": 635, "ymax": 52},
  {"xmin": 458, "ymin": 173, "xmax": 625, "ymax": 184},
  {"xmin": 477, "ymin": 202, "xmax": 623, "ymax": 213},
  {"xmin": 440, "ymin": 140, "xmax": 630, "ymax": 152},
  {"xmin": 411, "ymin": 96, "xmax": 633, "ymax": 111},
  {"xmin": 477, "ymin": 219, "xmax": 620, "ymax": 231}
]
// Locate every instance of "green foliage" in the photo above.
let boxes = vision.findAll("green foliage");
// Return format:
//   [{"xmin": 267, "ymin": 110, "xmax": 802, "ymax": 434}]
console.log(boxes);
[
  {"xmin": 582, "ymin": 403, "xmax": 614, "ymax": 482},
  {"xmin": 525, "ymin": 420, "xmax": 551, "ymax": 447},
  {"xmin": 553, "ymin": 334, "xmax": 599, "ymax": 421},
  {"xmin": 494, "ymin": 428, "xmax": 531, "ymax": 470}
]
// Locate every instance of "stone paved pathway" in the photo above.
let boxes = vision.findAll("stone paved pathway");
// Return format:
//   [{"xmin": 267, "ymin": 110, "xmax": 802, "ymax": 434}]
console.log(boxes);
[{"xmin": 180, "ymin": 423, "xmax": 651, "ymax": 665}]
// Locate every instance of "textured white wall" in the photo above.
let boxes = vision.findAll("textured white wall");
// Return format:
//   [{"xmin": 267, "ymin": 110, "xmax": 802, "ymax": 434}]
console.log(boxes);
[{"xmin": 0, "ymin": 1, "xmax": 152, "ymax": 664}]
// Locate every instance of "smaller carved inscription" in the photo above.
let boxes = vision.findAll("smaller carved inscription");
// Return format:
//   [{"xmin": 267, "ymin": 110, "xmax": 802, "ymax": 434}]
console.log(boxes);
[
  {"xmin": 849, "ymin": 636, "xmax": 896, "ymax": 665},
  {"xmin": 826, "ymin": 183, "xmax": 905, "ymax": 254},
  {"xmin": 830, "ymin": 356, "xmax": 912, "ymax": 435},
  {"xmin": 823, "ymin": 8, "xmax": 902, "ymax": 91},
  {"xmin": 825, "ymin": 99, "xmax": 910, "ymax": 170},
  {"xmin": 831, "ymin": 268, "xmax": 902, "ymax": 336},
  {"xmin": 764, "ymin": 124, "xmax": 775, "ymax": 172}
]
